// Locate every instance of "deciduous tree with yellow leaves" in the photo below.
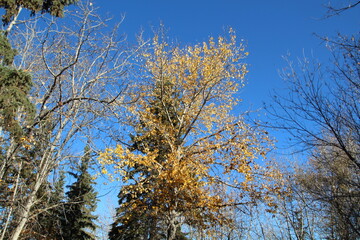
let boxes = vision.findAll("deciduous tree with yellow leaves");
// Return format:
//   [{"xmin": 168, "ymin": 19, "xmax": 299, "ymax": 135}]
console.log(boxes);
[{"xmin": 100, "ymin": 30, "xmax": 283, "ymax": 240}]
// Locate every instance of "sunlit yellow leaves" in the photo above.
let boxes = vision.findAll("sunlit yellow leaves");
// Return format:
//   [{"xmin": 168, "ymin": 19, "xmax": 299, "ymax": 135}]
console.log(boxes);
[
  {"xmin": 99, "ymin": 30, "xmax": 285, "ymax": 234},
  {"xmin": 137, "ymin": 30, "xmax": 247, "ymax": 136},
  {"xmin": 19, "ymin": 135, "xmax": 34, "ymax": 150}
]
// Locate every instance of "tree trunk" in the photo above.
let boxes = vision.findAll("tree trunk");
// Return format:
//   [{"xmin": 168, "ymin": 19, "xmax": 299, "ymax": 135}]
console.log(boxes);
[
  {"xmin": 167, "ymin": 211, "xmax": 179, "ymax": 240},
  {"xmin": 167, "ymin": 222, "xmax": 176, "ymax": 240},
  {"xmin": 0, "ymin": 161, "xmax": 22, "ymax": 240},
  {"xmin": 10, "ymin": 124, "xmax": 64, "ymax": 240},
  {"xmin": 10, "ymin": 176, "xmax": 42, "ymax": 240}
]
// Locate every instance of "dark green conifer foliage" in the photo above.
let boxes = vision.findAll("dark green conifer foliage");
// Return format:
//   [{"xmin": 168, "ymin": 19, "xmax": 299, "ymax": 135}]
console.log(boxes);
[
  {"xmin": 0, "ymin": 32, "xmax": 34, "ymax": 140},
  {"xmin": 49, "ymin": 171, "xmax": 68, "ymax": 238},
  {"xmin": 0, "ymin": 0, "xmax": 79, "ymax": 139},
  {"xmin": 109, "ymin": 110, "xmax": 170, "ymax": 240},
  {"xmin": 0, "ymin": 34, "xmax": 35, "ymax": 237},
  {"xmin": 28, "ymin": 172, "xmax": 67, "ymax": 239},
  {"xmin": 109, "ymin": 83, "xmax": 189, "ymax": 240},
  {"xmin": 109, "ymin": 189, "xmax": 161, "ymax": 240},
  {"xmin": 64, "ymin": 145, "xmax": 98, "ymax": 240},
  {"xmin": 0, "ymin": 0, "xmax": 79, "ymax": 25}
]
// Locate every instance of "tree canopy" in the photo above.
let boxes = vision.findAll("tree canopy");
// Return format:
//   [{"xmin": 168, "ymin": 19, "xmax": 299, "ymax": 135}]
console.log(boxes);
[
  {"xmin": 101, "ymin": 31, "xmax": 284, "ymax": 239},
  {"xmin": 0, "ymin": 0, "xmax": 79, "ymax": 25}
]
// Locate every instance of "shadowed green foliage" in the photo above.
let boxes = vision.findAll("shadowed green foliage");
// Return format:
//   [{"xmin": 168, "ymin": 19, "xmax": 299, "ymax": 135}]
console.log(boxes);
[
  {"xmin": 0, "ymin": 32, "xmax": 34, "ymax": 141},
  {"xmin": 0, "ymin": 0, "xmax": 79, "ymax": 25},
  {"xmin": 63, "ymin": 145, "xmax": 98, "ymax": 240}
]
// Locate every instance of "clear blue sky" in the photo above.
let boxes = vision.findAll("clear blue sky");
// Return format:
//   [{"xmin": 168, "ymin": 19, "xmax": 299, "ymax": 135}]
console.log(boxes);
[{"xmin": 93, "ymin": 0, "xmax": 359, "ymax": 110}]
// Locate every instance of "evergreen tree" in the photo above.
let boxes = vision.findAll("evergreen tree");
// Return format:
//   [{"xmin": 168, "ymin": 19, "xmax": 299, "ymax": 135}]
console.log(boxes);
[
  {"xmin": 0, "ymin": 0, "xmax": 78, "ymax": 138},
  {"xmin": 109, "ymin": 73, "xmax": 189, "ymax": 240},
  {"xmin": 0, "ymin": 32, "xmax": 34, "ymax": 141},
  {"xmin": 49, "ymin": 171, "xmax": 68, "ymax": 239},
  {"xmin": 64, "ymin": 145, "xmax": 98, "ymax": 240},
  {"xmin": 0, "ymin": 0, "xmax": 79, "ymax": 25},
  {"xmin": 0, "ymin": 0, "xmax": 79, "ymax": 140},
  {"xmin": 26, "ymin": 172, "xmax": 67, "ymax": 239}
]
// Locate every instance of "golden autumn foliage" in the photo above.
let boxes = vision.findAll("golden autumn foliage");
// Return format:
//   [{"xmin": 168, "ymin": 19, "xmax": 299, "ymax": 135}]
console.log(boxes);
[{"xmin": 100, "ymin": 30, "xmax": 284, "ymax": 238}]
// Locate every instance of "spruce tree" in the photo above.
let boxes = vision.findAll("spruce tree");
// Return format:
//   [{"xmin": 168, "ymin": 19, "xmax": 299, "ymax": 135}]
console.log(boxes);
[
  {"xmin": 26, "ymin": 172, "xmax": 67, "ymax": 239},
  {"xmin": 49, "ymin": 171, "xmax": 68, "ymax": 239},
  {"xmin": 0, "ymin": 0, "xmax": 78, "ymax": 138},
  {"xmin": 0, "ymin": 0, "xmax": 79, "ymax": 25},
  {"xmin": 64, "ymin": 145, "xmax": 98, "ymax": 240},
  {"xmin": 0, "ymin": 32, "xmax": 34, "ymax": 141},
  {"xmin": 109, "ymin": 81, "xmax": 189, "ymax": 240},
  {"xmin": 0, "ymin": 0, "xmax": 79, "ymax": 141}
]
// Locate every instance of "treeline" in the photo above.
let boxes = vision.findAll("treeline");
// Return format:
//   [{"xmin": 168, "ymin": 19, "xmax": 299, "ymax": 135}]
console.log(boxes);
[{"xmin": 0, "ymin": 0, "xmax": 358, "ymax": 240}]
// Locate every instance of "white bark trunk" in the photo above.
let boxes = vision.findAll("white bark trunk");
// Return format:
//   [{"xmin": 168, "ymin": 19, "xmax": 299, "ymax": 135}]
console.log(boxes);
[
  {"xmin": 10, "ymin": 179, "xmax": 41, "ymax": 240},
  {"xmin": 10, "ymin": 120, "xmax": 66, "ymax": 240},
  {"xmin": 0, "ymin": 161, "xmax": 22, "ymax": 240}
]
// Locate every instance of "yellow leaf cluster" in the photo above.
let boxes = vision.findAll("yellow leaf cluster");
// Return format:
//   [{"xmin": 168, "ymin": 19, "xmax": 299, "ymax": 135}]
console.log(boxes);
[{"xmin": 99, "ymin": 30, "xmax": 285, "ymax": 233}]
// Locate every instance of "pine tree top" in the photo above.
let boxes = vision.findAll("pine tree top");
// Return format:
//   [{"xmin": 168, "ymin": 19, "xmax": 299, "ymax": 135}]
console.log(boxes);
[{"xmin": 64, "ymin": 145, "xmax": 98, "ymax": 240}]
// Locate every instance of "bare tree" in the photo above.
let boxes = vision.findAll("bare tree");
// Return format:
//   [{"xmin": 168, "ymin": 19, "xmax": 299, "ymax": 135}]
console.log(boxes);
[
  {"xmin": 266, "ymin": 33, "xmax": 360, "ymax": 239},
  {"xmin": 325, "ymin": 0, "xmax": 360, "ymax": 17},
  {"xmin": 0, "ymin": 2, "xmax": 134, "ymax": 239}
]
